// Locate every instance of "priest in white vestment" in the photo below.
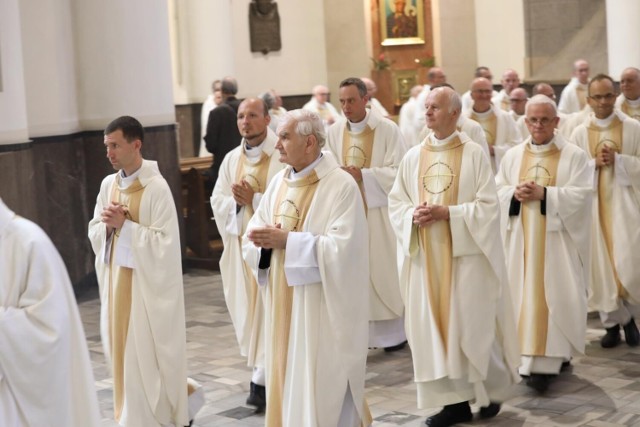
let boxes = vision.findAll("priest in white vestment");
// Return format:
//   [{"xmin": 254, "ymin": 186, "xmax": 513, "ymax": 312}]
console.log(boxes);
[
  {"xmin": 243, "ymin": 109, "xmax": 371, "ymax": 427},
  {"xmin": 0, "ymin": 197, "xmax": 101, "ymax": 427},
  {"xmin": 461, "ymin": 66, "xmax": 498, "ymax": 114},
  {"xmin": 389, "ymin": 87, "xmax": 520, "ymax": 427},
  {"xmin": 399, "ymin": 85, "xmax": 423, "ymax": 145},
  {"xmin": 327, "ymin": 77, "xmax": 407, "ymax": 351},
  {"xmin": 302, "ymin": 84, "xmax": 341, "ymax": 132},
  {"xmin": 570, "ymin": 75, "xmax": 640, "ymax": 348},
  {"xmin": 413, "ymin": 67, "xmax": 447, "ymax": 132},
  {"xmin": 88, "ymin": 116, "xmax": 203, "ymax": 427},
  {"xmin": 558, "ymin": 59, "xmax": 590, "ymax": 114},
  {"xmin": 466, "ymin": 77, "xmax": 522, "ymax": 173},
  {"xmin": 418, "ymin": 114, "xmax": 491, "ymax": 160},
  {"xmin": 616, "ymin": 67, "xmax": 640, "ymax": 121},
  {"xmin": 211, "ymin": 98, "xmax": 284, "ymax": 410},
  {"xmin": 517, "ymin": 83, "xmax": 572, "ymax": 140},
  {"xmin": 496, "ymin": 95, "xmax": 592, "ymax": 393},
  {"xmin": 492, "ymin": 69, "xmax": 521, "ymax": 112}
]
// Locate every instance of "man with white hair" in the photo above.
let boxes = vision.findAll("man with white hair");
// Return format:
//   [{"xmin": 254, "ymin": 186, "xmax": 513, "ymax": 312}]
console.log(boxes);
[
  {"xmin": 517, "ymin": 83, "xmax": 572, "ymax": 139},
  {"xmin": 616, "ymin": 67, "xmax": 640, "ymax": 121},
  {"xmin": 413, "ymin": 67, "xmax": 447, "ymax": 131},
  {"xmin": 389, "ymin": 86, "xmax": 519, "ymax": 426},
  {"xmin": 558, "ymin": 59, "xmax": 590, "ymax": 114},
  {"xmin": 497, "ymin": 95, "xmax": 592, "ymax": 393},
  {"xmin": 328, "ymin": 77, "xmax": 407, "ymax": 352},
  {"xmin": 466, "ymin": 77, "xmax": 521, "ymax": 173},
  {"xmin": 302, "ymin": 84, "xmax": 341, "ymax": 130},
  {"xmin": 361, "ymin": 77, "xmax": 391, "ymax": 118},
  {"xmin": 492, "ymin": 69, "xmax": 521, "ymax": 111},
  {"xmin": 243, "ymin": 109, "xmax": 371, "ymax": 427}
]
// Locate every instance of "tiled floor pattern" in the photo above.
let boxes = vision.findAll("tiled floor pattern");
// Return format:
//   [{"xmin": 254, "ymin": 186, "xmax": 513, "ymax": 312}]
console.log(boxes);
[{"xmin": 80, "ymin": 269, "xmax": 640, "ymax": 427}]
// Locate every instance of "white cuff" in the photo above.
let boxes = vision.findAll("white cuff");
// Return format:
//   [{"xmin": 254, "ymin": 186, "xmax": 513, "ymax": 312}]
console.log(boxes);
[
  {"xmin": 258, "ymin": 267, "xmax": 269, "ymax": 286},
  {"xmin": 113, "ymin": 220, "xmax": 135, "ymax": 269},
  {"xmin": 226, "ymin": 204, "xmax": 242, "ymax": 236},
  {"xmin": 284, "ymin": 232, "xmax": 321, "ymax": 286},
  {"xmin": 252, "ymin": 193, "xmax": 263, "ymax": 212},
  {"xmin": 362, "ymin": 169, "xmax": 389, "ymax": 209}
]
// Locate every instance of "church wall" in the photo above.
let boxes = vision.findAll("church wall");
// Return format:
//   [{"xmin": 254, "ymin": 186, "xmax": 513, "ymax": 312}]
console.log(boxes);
[
  {"xmin": 474, "ymin": 0, "xmax": 526, "ymax": 79},
  {"xmin": 606, "ymin": 0, "xmax": 640, "ymax": 78},
  {"xmin": 0, "ymin": 0, "xmax": 29, "ymax": 145}
]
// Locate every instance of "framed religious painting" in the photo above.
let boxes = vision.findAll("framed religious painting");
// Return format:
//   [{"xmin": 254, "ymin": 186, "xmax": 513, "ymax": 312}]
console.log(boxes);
[{"xmin": 380, "ymin": 0, "xmax": 425, "ymax": 46}]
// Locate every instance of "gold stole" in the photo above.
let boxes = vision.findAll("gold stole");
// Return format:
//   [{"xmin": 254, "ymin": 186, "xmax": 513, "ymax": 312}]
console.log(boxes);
[
  {"xmin": 517, "ymin": 144, "xmax": 560, "ymax": 355},
  {"xmin": 235, "ymin": 150, "xmax": 272, "ymax": 362},
  {"xmin": 417, "ymin": 137, "xmax": 463, "ymax": 352},
  {"xmin": 621, "ymin": 101, "xmax": 640, "ymax": 121},
  {"xmin": 500, "ymin": 95, "xmax": 510, "ymax": 112},
  {"xmin": 266, "ymin": 170, "xmax": 320, "ymax": 427},
  {"xmin": 576, "ymin": 86, "xmax": 587, "ymax": 110},
  {"xmin": 470, "ymin": 111, "xmax": 497, "ymax": 147},
  {"xmin": 342, "ymin": 125, "xmax": 375, "ymax": 210},
  {"xmin": 316, "ymin": 104, "xmax": 332, "ymax": 121},
  {"xmin": 108, "ymin": 177, "xmax": 144, "ymax": 422},
  {"xmin": 588, "ymin": 117, "xmax": 627, "ymax": 298}
]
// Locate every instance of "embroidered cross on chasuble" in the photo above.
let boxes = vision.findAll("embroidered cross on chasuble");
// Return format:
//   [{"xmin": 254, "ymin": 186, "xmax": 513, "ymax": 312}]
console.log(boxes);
[
  {"xmin": 265, "ymin": 170, "xmax": 320, "ymax": 426},
  {"xmin": 517, "ymin": 144, "xmax": 560, "ymax": 355},
  {"xmin": 588, "ymin": 117, "xmax": 628, "ymax": 299},
  {"xmin": 417, "ymin": 137, "xmax": 464, "ymax": 353},
  {"xmin": 341, "ymin": 124, "xmax": 375, "ymax": 211}
]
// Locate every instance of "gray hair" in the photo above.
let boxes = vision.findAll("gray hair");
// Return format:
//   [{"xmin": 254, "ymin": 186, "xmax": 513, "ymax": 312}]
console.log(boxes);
[
  {"xmin": 278, "ymin": 109, "xmax": 326, "ymax": 148},
  {"xmin": 525, "ymin": 94, "xmax": 558, "ymax": 116},
  {"xmin": 259, "ymin": 91, "xmax": 276, "ymax": 110},
  {"xmin": 221, "ymin": 76, "xmax": 238, "ymax": 95}
]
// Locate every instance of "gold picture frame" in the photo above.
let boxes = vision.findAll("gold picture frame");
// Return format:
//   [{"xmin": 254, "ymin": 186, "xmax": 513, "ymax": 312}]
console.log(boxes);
[
  {"xmin": 380, "ymin": 0, "xmax": 425, "ymax": 46},
  {"xmin": 392, "ymin": 69, "xmax": 418, "ymax": 105}
]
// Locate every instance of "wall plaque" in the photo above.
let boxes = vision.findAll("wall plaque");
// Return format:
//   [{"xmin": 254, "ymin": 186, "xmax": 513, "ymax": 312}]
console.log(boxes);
[{"xmin": 249, "ymin": 0, "xmax": 282, "ymax": 54}]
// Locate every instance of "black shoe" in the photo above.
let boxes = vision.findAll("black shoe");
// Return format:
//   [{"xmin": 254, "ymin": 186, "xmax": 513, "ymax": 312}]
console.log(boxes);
[
  {"xmin": 246, "ymin": 382, "xmax": 266, "ymax": 412},
  {"xmin": 623, "ymin": 318, "xmax": 640, "ymax": 347},
  {"xmin": 479, "ymin": 402, "xmax": 501, "ymax": 419},
  {"xmin": 384, "ymin": 340, "xmax": 408, "ymax": 352},
  {"xmin": 526, "ymin": 374, "xmax": 550, "ymax": 393},
  {"xmin": 425, "ymin": 402, "xmax": 472, "ymax": 427},
  {"xmin": 561, "ymin": 360, "xmax": 571, "ymax": 371},
  {"xmin": 601, "ymin": 324, "xmax": 621, "ymax": 348}
]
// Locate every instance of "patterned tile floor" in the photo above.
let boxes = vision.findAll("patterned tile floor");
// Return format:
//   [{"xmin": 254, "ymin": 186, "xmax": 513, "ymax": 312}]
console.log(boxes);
[{"xmin": 80, "ymin": 269, "xmax": 640, "ymax": 427}]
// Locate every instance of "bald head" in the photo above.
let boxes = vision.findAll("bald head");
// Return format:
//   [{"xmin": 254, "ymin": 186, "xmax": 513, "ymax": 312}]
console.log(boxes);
[
  {"xmin": 360, "ymin": 77, "xmax": 377, "ymax": 96},
  {"xmin": 573, "ymin": 59, "xmax": 590, "ymax": 84},
  {"xmin": 410, "ymin": 85, "xmax": 423, "ymax": 98},
  {"xmin": 471, "ymin": 77, "xmax": 493, "ymax": 112},
  {"xmin": 312, "ymin": 85, "xmax": 330, "ymax": 104},
  {"xmin": 500, "ymin": 69, "xmax": 520, "ymax": 94},
  {"xmin": 533, "ymin": 83, "xmax": 557, "ymax": 102},
  {"xmin": 509, "ymin": 87, "xmax": 528, "ymax": 115},
  {"xmin": 427, "ymin": 67, "xmax": 446, "ymax": 86},
  {"xmin": 621, "ymin": 67, "xmax": 640, "ymax": 101}
]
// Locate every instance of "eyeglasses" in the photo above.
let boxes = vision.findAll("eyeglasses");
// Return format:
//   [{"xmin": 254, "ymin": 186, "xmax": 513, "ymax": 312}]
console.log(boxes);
[
  {"xmin": 510, "ymin": 98, "xmax": 527, "ymax": 103},
  {"xmin": 526, "ymin": 117, "xmax": 554, "ymax": 126},
  {"xmin": 589, "ymin": 93, "xmax": 616, "ymax": 102}
]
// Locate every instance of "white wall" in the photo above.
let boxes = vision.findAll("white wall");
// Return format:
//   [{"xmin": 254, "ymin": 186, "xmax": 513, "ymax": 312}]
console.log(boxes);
[
  {"xmin": 0, "ymin": 0, "xmax": 29, "ymax": 144},
  {"xmin": 72, "ymin": 0, "xmax": 175, "ymax": 129},
  {"xmin": 19, "ymin": 0, "xmax": 80, "ymax": 137},
  {"xmin": 168, "ymin": 0, "xmax": 236, "ymax": 104},
  {"xmin": 230, "ymin": 0, "xmax": 329, "ymax": 98},
  {"xmin": 474, "ymin": 0, "xmax": 526, "ymax": 80},
  {"xmin": 606, "ymin": 0, "xmax": 640, "ymax": 78}
]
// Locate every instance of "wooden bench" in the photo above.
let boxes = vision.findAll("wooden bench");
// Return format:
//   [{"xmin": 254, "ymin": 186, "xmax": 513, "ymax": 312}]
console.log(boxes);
[{"xmin": 180, "ymin": 156, "xmax": 222, "ymax": 270}]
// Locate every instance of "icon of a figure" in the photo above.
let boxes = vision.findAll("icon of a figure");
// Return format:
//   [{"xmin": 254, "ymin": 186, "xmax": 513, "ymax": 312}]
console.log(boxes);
[{"xmin": 387, "ymin": 0, "xmax": 418, "ymax": 38}]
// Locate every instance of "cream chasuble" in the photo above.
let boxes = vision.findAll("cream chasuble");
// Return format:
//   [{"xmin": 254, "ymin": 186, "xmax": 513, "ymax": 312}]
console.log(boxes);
[
  {"xmin": 621, "ymin": 101, "xmax": 640, "ymax": 121},
  {"xmin": 417, "ymin": 137, "xmax": 463, "ymax": 352},
  {"xmin": 587, "ymin": 117, "xmax": 627, "ymax": 299},
  {"xmin": 470, "ymin": 111, "xmax": 497, "ymax": 149},
  {"xmin": 517, "ymin": 144, "xmax": 560, "ymax": 356},
  {"xmin": 266, "ymin": 172, "xmax": 319, "ymax": 427},
  {"xmin": 342, "ymin": 125, "xmax": 374, "ymax": 210}
]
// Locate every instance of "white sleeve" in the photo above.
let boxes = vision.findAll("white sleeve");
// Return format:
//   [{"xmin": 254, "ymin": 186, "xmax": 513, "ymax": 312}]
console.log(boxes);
[
  {"xmin": 614, "ymin": 153, "xmax": 631, "ymax": 186},
  {"xmin": 113, "ymin": 219, "xmax": 136, "ymax": 269},
  {"xmin": 361, "ymin": 169, "xmax": 389, "ymax": 208},
  {"xmin": 284, "ymin": 231, "xmax": 321, "ymax": 286},
  {"xmin": 588, "ymin": 158, "xmax": 598, "ymax": 190},
  {"xmin": 252, "ymin": 193, "xmax": 264, "ymax": 211},
  {"xmin": 225, "ymin": 203, "xmax": 242, "ymax": 236}
]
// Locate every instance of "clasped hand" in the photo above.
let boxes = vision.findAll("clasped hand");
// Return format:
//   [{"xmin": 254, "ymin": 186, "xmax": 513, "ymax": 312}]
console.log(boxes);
[
  {"xmin": 102, "ymin": 202, "xmax": 128, "ymax": 232},
  {"xmin": 247, "ymin": 223, "xmax": 288, "ymax": 249},
  {"xmin": 341, "ymin": 166, "xmax": 363, "ymax": 183},
  {"xmin": 596, "ymin": 145, "xmax": 616, "ymax": 168},
  {"xmin": 413, "ymin": 202, "xmax": 449, "ymax": 226},
  {"xmin": 232, "ymin": 180, "xmax": 255, "ymax": 206},
  {"xmin": 514, "ymin": 181, "xmax": 544, "ymax": 202}
]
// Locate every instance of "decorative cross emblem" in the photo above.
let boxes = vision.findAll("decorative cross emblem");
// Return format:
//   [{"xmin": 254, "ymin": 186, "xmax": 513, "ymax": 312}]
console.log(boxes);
[
  {"xmin": 345, "ymin": 145, "xmax": 367, "ymax": 168},
  {"xmin": 595, "ymin": 138, "xmax": 621, "ymax": 155},
  {"xmin": 422, "ymin": 161, "xmax": 456, "ymax": 194},
  {"xmin": 521, "ymin": 162, "xmax": 553, "ymax": 186},
  {"xmin": 275, "ymin": 199, "xmax": 301, "ymax": 231},
  {"xmin": 243, "ymin": 173, "xmax": 261, "ymax": 193}
]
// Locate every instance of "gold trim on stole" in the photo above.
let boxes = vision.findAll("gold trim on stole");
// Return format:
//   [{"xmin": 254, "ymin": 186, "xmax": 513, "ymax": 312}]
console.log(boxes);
[
  {"xmin": 236, "ymin": 151, "xmax": 272, "ymax": 365},
  {"xmin": 576, "ymin": 86, "xmax": 587, "ymax": 110},
  {"xmin": 417, "ymin": 137, "xmax": 464, "ymax": 353},
  {"xmin": 517, "ymin": 144, "xmax": 560, "ymax": 355},
  {"xmin": 265, "ymin": 170, "xmax": 320, "ymax": 427},
  {"xmin": 588, "ymin": 117, "xmax": 628, "ymax": 299},
  {"xmin": 622, "ymin": 102, "xmax": 640, "ymax": 121},
  {"xmin": 469, "ymin": 111, "xmax": 497, "ymax": 146},
  {"xmin": 342, "ymin": 125, "xmax": 375, "ymax": 212},
  {"xmin": 108, "ymin": 177, "xmax": 144, "ymax": 422}
]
